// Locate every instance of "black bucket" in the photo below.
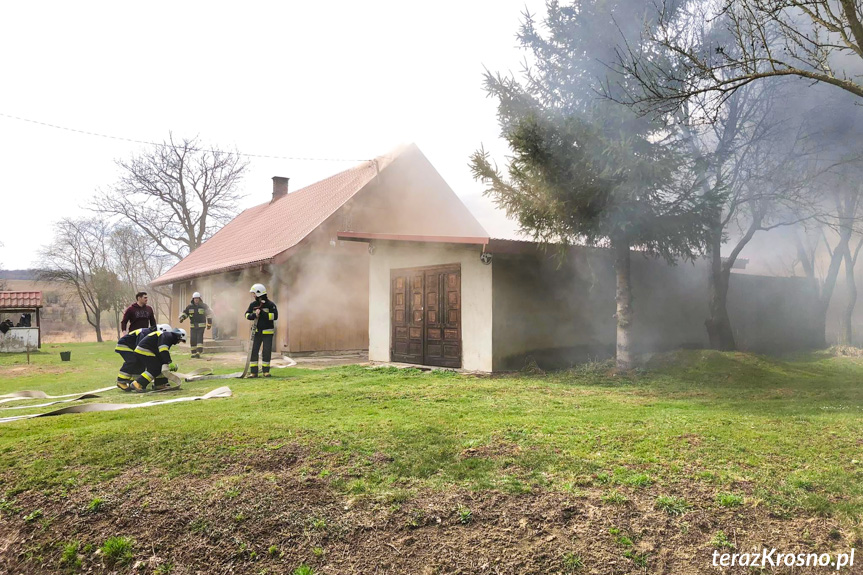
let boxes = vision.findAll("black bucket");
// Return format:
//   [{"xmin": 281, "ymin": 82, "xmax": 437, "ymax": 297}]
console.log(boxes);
[{"xmin": 60, "ymin": 351, "xmax": 71, "ymax": 361}]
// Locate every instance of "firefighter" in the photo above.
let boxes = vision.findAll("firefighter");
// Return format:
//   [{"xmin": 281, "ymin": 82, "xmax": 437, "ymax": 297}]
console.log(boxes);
[
  {"xmin": 131, "ymin": 325, "xmax": 186, "ymax": 392},
  {"xmin": 114, "ymin": 324, "xmax": 170, "ymax": 391},
  {"xmin": 179, "ymin": 292, "xmax": 213, "ymax": 358},
  {"xmin": 245, "ymin": 283, "xmax": 278, "ymax": 378}
]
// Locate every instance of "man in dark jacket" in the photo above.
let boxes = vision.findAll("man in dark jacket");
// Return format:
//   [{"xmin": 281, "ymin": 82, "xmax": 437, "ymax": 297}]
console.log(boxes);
[
  {"xmin": 245, "ymin": 283, "xmax": 278, "ymax": 378},
  {"xmin": 121, "ymin": 292, "xmax": 157, "ymax": 335},
  {"xmin": 179, "ymin": 292, "xmax": 213, "ymax": 358},
  {"xmin": 131, "ymin": 325, "xmax": 186, "ymax": 392}
]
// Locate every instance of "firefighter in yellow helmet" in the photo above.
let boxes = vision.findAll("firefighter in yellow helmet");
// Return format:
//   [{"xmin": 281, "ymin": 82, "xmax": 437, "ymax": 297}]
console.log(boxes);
[{"xmin": 245, "ymin": 283, "xmax": 278, "ymax": 377}]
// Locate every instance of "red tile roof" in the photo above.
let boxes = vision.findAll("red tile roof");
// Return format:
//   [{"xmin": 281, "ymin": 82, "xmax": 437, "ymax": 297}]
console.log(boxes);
[
  {"xmin": 152, "ymin": 158, "xmax": 386, "ymax": 286},
  {"xmin": 0, "ymin": 291, "xmax": 42, "ymax": 309}
]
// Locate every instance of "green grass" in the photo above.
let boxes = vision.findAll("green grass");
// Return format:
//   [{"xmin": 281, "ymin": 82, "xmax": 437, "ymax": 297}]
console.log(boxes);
[
  {"xmin": 2, "ymin": 344, "xmax": 863, "ymax": 519},
  {"xmin": 716, "ymin": 492, "xmax": 744, "ymax": 507},
  {"xmin": 100, "ymin": 536, "xmax": 134, "ymax": 566},
  {"xmin": 59, "ymin": 541, "xmax": 81, "ymax": 569},
  {"xmin": 655, "ymin": 495, "xmax": 690, "ymax": 516},
  {"xmin": 562, "ymin": 551, "xmax": 584, "ymax": 571},
  {"xmin": 710, "ymin": 530, "xmax": 735, "ymax": 549}
]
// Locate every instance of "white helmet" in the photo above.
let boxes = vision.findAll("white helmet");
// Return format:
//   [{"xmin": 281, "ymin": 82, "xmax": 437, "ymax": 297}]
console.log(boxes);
[
  {"xmin": 192, "ymin": 292, "xmax": 201, "ymax": 299},
  {"xmin": 157, "ymin": 324, "xmax": 172, "ymax": 332},
  {"xmin": 250, "ymin": 283, "xmax": 267, "ymax": 297},
  {"xmin": 171, "ymin": 327, "xmax": 187, "ymax": 342}
]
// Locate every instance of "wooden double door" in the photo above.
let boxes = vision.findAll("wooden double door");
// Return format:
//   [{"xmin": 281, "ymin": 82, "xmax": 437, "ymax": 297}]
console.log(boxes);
[{"xmin": 391, "ymin": 264, "xmax": 462, "ymax": 368}]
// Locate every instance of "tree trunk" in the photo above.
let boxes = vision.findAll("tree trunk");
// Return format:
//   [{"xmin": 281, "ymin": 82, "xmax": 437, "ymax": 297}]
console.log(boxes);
[
  {"xmin": 705, "ymin": 224, "xmax": 737, "ymax": 351},
  {"xmin": 841, "ymin": 238, "xmax": 863, "ymax": 345},
  {"xmin": 818, "ymin": 232, "xmax": 851, "ymax": 348},
  {"xmin": 842, "ymin": 249, "xmax": 856, "ymax": 344},
  {"xmin": 94, "ymin": 310, "xmax": 103, "ymax": 343},
  {"xmin": 614, "ymin": 241, "xmax": 634, "ymax": 370}
]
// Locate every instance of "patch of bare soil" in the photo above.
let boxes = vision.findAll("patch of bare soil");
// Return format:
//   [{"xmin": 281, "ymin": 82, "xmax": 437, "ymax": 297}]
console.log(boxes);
[
  {"xmin": 0, "ymin": 364, "xmax": 76, "ymax": 378},
  {"xmin": 1, "ymin": 447, "xmax": 860, "ymax": 574}
]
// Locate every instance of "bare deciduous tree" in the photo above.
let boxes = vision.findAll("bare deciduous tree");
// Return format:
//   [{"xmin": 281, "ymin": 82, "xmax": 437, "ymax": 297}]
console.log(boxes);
[
  {"xmin": 617, "ymin": 5, "xmax": 818, "ymax": 350},
  {"xmin": 110, "ymin": 224, "xmax": 173, "ymax": 323},
  {"xmin": 92, "ymin": 134, "xmax": 248, "ymax": 261},
  {"xmin": 622, "ymin": 0, "xmax": 863, "ymax": 115},
  {"xmin": 677, "ymin": 81, "xmax": 813, "ymax": 350},
  {"xmin": 38, "ymin": 219, "xmax": 121, "ymax": 342}
]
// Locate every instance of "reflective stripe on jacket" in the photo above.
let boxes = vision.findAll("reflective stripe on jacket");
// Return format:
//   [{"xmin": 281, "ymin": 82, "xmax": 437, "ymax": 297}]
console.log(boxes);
[
  {"xmin": 245, "ymin": 298, "xmax": 278, "ymax": 334},
  {"xmin": 180, "ymin": 300, "xmax": 213, "ymax": 328}
]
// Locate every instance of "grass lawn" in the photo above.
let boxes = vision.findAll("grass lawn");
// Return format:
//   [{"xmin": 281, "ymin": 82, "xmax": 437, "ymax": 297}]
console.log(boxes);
[{"xmin": 1, "ymin": 342, "xmax": 862, "ymax": 573}]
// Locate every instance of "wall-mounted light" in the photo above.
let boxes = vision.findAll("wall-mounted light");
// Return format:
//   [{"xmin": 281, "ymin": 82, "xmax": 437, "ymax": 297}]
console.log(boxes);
[
  {"xmin": 480, "ymin": 252, "xmax": 492, "ymax": 265},
  {"xmin": 368, "ymin": 243, "xmax": 376, "ymax": 255},
  {"xmin": 329, "ymin": 237, "xmax": 337, "ymax": 247}
]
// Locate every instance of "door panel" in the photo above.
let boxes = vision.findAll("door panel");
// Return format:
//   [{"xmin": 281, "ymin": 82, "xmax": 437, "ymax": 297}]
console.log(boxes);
[
  {"xmin": 391, "ymin": 273, "xmax": 423, "ymax": 364},
  {"xmin": 424, "ymin": 267, "xmax": 461, "ymax": 368}
]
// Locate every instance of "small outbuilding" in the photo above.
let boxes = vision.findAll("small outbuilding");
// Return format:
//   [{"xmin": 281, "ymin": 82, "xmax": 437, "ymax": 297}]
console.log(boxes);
[
  {"xmin": 0, "ymin": 291, "xmax": 42, "ymax": 352},
  {"xmin": 338, "ymin": 233, "xmax": 823, "ymax": 372}
]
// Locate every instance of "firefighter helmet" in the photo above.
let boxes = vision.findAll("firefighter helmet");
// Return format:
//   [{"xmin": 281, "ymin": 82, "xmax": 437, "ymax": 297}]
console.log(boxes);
[
  {"xmin": 157, "ymin": 324, "xmax": 172, "ymax": 332},
  {"xmin": 171, "ymin": 327, "xmax": 187, "ymax": 342},
  {"xmin": 192, "ymin": 292, "xmax": 201, "ymax": 299},
  {"xmin": 250, "ymin": 283, "xmax": 267, "ymax": 297}
]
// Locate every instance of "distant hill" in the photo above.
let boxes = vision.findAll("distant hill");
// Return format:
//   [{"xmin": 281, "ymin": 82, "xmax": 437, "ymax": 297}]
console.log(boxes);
[{"xmin": 0, "ymin": 270, "xmax": 39, "ymax": 281}]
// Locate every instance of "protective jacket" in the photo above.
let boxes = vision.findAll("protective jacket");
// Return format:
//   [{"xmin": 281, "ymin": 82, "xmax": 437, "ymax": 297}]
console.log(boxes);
[
  {"xmin": 134, "ymin": 329, "xmax": 181, "ymax": 365},
  {"xmin": 115, "ymin": 327, "xmax": 151, "ymax": 352},
  {"xmin": 245, "ymin": 297, "xmax": 278, "ymax": 335},
  {"xmin": 180, "ymin": 300, "xmax": 213, "ymax": 328}
]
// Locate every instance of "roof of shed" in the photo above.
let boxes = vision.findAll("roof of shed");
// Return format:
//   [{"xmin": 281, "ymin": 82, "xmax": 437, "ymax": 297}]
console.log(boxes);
[{"xmin": 0, "ymin": 291, "xmax": 42, "ymax": 309}]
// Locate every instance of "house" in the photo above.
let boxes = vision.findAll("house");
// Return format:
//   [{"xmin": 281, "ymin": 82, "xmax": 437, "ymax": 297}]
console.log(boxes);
[
  {"xmin": 336, "ymin": 233, "xmax": 823, "ymax": 371},
  {"xmin": 151, "ymin": 144, "xmax": 487, "ymax": 354}
]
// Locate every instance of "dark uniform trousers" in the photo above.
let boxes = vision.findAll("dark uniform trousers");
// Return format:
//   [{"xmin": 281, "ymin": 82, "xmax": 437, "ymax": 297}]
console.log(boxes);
[
  {"xmin": 190, "ymin": 327, "xmax": 206, "ymax": 356},
  {"xmin": 250, "ymin": 332, "xmax": 273, "ymax": 376},
  {"xmin": 116, "ymin": 351, "xmax": 143, "ymax": 383},
  {"xmin": 135, "ymin": 356, "xmax": 169, "ymax": 389}
]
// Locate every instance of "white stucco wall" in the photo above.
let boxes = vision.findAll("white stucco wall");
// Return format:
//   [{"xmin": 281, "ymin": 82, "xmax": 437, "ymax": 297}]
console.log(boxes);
[
  {"xmin": 0, "ymin": 327, "xmax": 39, "ymax": 352},
  {"xmin": 368, "ymin": 242, "xmax": 493, "ymax": 372}
]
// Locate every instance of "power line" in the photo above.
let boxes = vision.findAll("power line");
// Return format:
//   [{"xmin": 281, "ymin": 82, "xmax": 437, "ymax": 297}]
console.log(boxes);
[{"xmin": 0, "ymin": 112, "xmax": 371, "ymax": 162}]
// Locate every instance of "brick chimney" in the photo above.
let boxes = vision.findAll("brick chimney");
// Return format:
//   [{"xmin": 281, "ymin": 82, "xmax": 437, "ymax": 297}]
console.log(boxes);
[{"xmin": 272, "ymin": 176, "xmax": 289, "ymax": 202}]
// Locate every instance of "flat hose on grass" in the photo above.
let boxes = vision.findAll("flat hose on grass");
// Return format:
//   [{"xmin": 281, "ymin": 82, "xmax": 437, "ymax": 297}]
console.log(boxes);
[{"xmin": 0, "ymin": 386, "xmax": 233, "ymax": 424}]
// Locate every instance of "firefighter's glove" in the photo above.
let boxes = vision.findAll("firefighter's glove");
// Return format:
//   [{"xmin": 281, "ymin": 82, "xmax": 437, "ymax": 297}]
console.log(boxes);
[
  {"xmin": 178, "ymin": 316, "xmax": 185, "ymax": 323},
  {"xmin": 168, "ymin": 362, "xmax": 178, "ymax": 372},
  {"xmin": 206, "ymin": 324, "xmax": 212, "ymax": 330}
]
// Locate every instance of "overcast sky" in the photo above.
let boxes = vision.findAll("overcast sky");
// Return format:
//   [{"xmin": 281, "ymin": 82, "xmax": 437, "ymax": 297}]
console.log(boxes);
[{"xmin": 1, "ymin": 0, "xmax": 550, "ymax": 270}]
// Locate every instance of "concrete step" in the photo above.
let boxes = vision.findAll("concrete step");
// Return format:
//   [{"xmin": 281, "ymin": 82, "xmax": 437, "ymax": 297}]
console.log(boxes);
[
  {"xmin": 182, "ymin": 340, "xmax": 246, "ymax": 353},
  {"xmin": 204, "ymin": 346, "xmax": 245, "ymax": 353}
]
